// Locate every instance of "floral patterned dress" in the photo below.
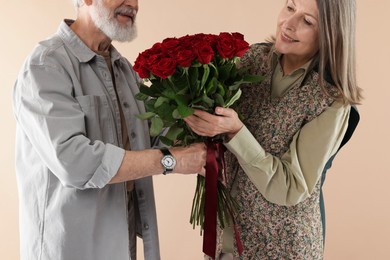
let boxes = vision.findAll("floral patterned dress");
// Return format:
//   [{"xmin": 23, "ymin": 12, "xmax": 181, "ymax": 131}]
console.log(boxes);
[{"xmin": 214, "ymin": 43, "xmax": 338, "ymax": 260}]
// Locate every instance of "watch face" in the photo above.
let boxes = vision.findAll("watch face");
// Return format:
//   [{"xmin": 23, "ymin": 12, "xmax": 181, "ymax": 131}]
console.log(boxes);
[{"xmin": 162, "ymin": 155, "xmax": 176, "ymax": 169}]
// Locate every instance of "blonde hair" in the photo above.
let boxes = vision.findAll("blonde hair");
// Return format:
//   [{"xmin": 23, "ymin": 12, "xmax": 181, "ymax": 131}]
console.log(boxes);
[
  {"xmin": 268, "ymin": 0, "xmax": 363, "ymax": 104},
  {"xmin": 316, "ymin": 0, "xmax": 363, "ymax": 104}
]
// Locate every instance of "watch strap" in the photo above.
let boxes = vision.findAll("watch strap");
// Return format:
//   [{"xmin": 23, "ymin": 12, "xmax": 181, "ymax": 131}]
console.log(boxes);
[
  {"xmin": 159, "ymin": 147, "xmax": 174, "ymax": 175},
  {"xmin": 160, "ymin": 147, "xmax": 171, "ymax": 156}
]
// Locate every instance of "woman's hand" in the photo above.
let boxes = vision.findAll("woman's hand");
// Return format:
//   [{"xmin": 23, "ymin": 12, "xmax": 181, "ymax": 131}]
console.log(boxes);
[{"xmin": 184, "ymin": 107, "xmax": 244, "ymax": 141}]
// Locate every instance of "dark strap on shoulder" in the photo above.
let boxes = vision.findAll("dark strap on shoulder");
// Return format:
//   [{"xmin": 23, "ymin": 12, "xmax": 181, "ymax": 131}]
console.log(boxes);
[
  {"xmin": 338, "ymin": 105, "xmax": 360, "ymax": 151},
  {"xmin": 319, "ymin": 105, "xmax": 359, "ymax": 243}
]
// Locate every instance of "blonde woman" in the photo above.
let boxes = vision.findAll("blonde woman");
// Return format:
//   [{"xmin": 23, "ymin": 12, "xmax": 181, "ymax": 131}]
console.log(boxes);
[{"xmin": 185, "ymin": 0, "xmax": 362, "ymax": 259}]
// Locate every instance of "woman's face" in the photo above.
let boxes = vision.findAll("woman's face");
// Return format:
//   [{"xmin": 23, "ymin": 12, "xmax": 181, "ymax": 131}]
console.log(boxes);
[{"xmin": 275, "ymin": 0, "xmax": 319, "ymax": 67}]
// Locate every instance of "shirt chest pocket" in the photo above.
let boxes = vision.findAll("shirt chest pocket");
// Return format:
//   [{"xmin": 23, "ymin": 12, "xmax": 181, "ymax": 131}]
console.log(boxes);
[{"xmin": 76, "ymin": 95, "xmax": 117, "ymax": 145}]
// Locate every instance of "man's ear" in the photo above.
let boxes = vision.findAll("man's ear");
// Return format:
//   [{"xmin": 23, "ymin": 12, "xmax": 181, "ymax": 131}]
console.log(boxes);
[{"xmin": 84, "ymin": 0, "xmax": 93, "ymax": 6}]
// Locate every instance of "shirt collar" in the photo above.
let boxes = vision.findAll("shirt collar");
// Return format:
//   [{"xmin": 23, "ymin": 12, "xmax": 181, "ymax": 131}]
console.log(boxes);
[
  {"xmin": 57, "ymin": 19, "xmax": 123, "ymax": 63},
  {"xmin": 271, "ymin": 48, "xmax": 312, "ymax": 76}
]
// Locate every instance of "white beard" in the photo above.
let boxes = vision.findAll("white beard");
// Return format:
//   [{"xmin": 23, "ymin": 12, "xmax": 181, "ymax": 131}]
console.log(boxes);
[{"xmin": 90, "ymin": 0, "xmax": 138, "ymax": 42}]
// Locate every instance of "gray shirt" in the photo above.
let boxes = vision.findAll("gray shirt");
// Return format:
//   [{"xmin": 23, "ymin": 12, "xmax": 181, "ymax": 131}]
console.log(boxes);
[{"xmin": 12, "ymin": 20, "xmax": 160, "ymax": 260}]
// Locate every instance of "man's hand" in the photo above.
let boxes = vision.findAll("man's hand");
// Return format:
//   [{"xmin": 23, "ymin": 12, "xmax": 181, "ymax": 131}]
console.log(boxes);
[{"xmin": 170, "ymin": 142, "xmax": 207, "ymax": 175}]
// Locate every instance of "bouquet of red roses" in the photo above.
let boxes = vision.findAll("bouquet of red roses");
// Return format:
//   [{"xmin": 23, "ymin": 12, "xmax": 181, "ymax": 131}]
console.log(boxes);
[{"xmin": 133, "ymin": 32, "xmax": 263, "ymax": 257}]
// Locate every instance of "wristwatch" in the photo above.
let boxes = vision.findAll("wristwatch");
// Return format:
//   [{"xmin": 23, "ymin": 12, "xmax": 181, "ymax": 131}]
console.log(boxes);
[{"xmin": 159, "ymin": 147, "xmax": 176, "ymax": 175}]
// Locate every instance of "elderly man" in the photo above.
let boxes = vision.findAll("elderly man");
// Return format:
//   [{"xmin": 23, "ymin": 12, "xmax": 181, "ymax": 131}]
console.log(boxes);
[{"xmin": 12, "ymin": 0, "xmax": 206, "ymax": 259}]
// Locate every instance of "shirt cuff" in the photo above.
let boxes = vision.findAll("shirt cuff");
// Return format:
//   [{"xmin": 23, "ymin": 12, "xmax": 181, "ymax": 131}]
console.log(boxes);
[
  {"xmin": 85, "ymin": 143, "xmax": 125, "ymax": 189},
  {"xmin": 224, "ymin": 126, "xmax": 266, "ymax": 165}
]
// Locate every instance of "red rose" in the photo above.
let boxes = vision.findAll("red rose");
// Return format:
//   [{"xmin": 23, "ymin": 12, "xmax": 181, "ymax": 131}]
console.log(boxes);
[
  {"xmin": 190, "ymin": 34, "xmax": 205, "ymax": 48},
  {"xmin": 216, "ymin": 33, "xmax": 237, "ymax": 59},
  {"xmin": 137, "ymin": 45, "xmax": 163, "ymax": 69},
  {"xmin": 133, "ymin": 53, "xmax": 151, "ymax": 78},
  {"xmin": 150, "ymin": 42, "xmax": 162, "ymax": 53},
  {"xmin": 178, "ymin": 35, "xmax": 194, "ymax": 49},
  {"xmin": 146, "ymin": 53, "xmax": 164, "ymax": 69},
  {"xmin": 201, "ymin": 34, "xmax": 218, "ymax": 49},
  {"xmin": 231, "ymin": 32, "xmax": 249, "ymax": 57},
  {"xmin": 134, "ymin": 32, "xmax": 250, "ymax": 79},
  {"xmin": 150, "ymin": 57, "xmax": 177, "ymax": 78},
  {"xmin": 161, "ymin": 37, "xmax": 181, "ymax": 57},
  {"xmin": 133, "ymin": 62, "xmax": 150, "ymax": 78},
  {"xmin": 176, "ymin": 49, "xmax": 196, "ymax": 67},
  {"xmin": 194, "ymin": 42, "xmax": 214, "ymax": 64},
  {"xmin": 232, "ymin": 32, "xmax": 245, "ymax": 41},
  {"xmin": 192, "ymin": 33, "xmax": 207, "ymax": 42},
  {"xmin": 234, "ymin": 39, "xmax": 250, "ymax": 57}
]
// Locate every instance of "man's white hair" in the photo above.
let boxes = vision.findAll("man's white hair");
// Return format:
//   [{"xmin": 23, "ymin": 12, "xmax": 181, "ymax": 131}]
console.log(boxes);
[{"xmin": 72, "ymin": 0, "xmax": 84, "ymax": 8}]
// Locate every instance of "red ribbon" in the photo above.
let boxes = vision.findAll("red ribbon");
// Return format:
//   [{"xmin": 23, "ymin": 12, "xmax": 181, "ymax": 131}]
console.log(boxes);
[
  {"xmin": 202, "ymin": 140, "xmax": 243, "ymax": 258},
  {"xmin": 203, "ymin": 141, "xmax": 219, "ymax": 258},
  {"xmin": 234, "ymin": 223, "xmax": 243, "ymax": 255}
]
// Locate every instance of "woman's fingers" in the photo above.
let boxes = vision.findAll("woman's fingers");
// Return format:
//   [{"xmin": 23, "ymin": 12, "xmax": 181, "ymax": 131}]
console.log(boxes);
[{"xmin": 184, "ymin": 108, "xmax": 242, "ymax": 137}]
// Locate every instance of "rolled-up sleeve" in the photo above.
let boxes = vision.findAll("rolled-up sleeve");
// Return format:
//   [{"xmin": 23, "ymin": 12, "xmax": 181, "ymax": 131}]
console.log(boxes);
[
  {"xmin": 14, "ymin": 63, "xmax": 124, "ymax": 189},
  {"xmin": 225, "ymin": 101, "xmax": 350, "ymax": 206}
]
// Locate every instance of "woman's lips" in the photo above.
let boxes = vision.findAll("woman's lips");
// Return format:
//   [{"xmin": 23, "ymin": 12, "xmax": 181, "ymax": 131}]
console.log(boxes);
[{"xmin": 281, "ymin": 32, "xmax": 299, "ymax": 43}]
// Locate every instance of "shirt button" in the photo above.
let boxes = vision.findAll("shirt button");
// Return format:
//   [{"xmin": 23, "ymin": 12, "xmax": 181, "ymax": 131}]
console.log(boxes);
[
  {"xmin": 131, "ymin": 132, "xmax": 136, "ymax": 139},
  {"xmin": 143, "ymin": 223, "xmax": 149, "ymax": 230},
  {"xmin": 138, "ymin": 190, "xmax": 144, "ymax": 198},
  {"xmin": 123, "ymin": 102, "xmax": 130, "ymax": 108}
]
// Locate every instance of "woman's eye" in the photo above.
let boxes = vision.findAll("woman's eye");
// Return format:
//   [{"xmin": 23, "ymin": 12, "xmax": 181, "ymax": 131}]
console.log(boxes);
[
  {"xmin": 304, "ymin": 19, "xmax": 312, "ymax": 25},
  {"xmin": 287, "ymin": 5, "xmax": 294, "ymax": 12}
]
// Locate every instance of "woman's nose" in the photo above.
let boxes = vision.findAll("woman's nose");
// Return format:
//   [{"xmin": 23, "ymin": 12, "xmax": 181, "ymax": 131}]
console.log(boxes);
[{"xmin": 284, "ymin": 14, "xmax": 299, "ymax": 31}]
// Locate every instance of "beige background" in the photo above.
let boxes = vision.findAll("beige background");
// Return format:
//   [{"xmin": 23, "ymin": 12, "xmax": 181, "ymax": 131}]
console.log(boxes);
[{"xmin": 1, "ymin": 0, "xmax": 389, "ymax": 259}]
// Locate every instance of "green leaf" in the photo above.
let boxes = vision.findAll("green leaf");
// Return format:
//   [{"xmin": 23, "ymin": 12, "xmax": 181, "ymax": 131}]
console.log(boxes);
[
  {"xmin": 177, "ymin": 104, "xmax": 194, "ymax": 118},
  {"xmin": 225, "ymin": 89, "xmax": 242, "ymax": 108},
  {"xmin": 191, "ymin": 104, "xmax": 209, "ymax": 111},
  {"xmin": 165, "ymin": 124, "xmax": 184, "ymax": 141},
  {"xmin": 218, "ymin": 63, "xmax": 233, "ymax": 81},
  {"xmin": 217, "ymin": 82, "xmax": 226, "ymax": 96},
  {"xmin": 135, "ymin": 92, "xmax": 149, "ymax": 101},
  {"xmin": 158, "ymin": 136, "xmax": 173, "ymax": 146},
  {"xmin": 150, "ymin": 117, "xmax": 164, "ymax": 137},
  {"xmin": 214, "ymin": 93, "xmax": 225, "ymax": 107},
  {"xmin": 139, "ymin": 84, "xmax": 158, "ymax": 97},
  {"xmin": 200, "ymin": 64, "xmax": 210, "ymax": 90},
  {"xmin": 192, "ymin": 61, "xmax": 202, "ymax": 68},
  {"xmin": 172, "ymin": 109, "xmax": 181, "ymax": 119},
  {"xmin": 188, "ymin": 66, "xmax": 201, "ymax": 97},
  {"xmin": 163, "ymin": 77, "xmax": 177, "ymax": 92},
  {"xmin": 171, "ymin": 73, "xmax": 189, "ymax": 90},
  {"xmin": 175, "ymin": 94, "xmax": 189, "ymax": 107},
  {"xmin": 145, "ymin": 99, "xmax": 157, "ymax": 112},
  {"xmin": 135, "ymin": 112, "xmax": 156, "ymax": 120},
  {"xmin": 176, "ymin": 86, "xmax": 189, "ymax": 96},
  {"xmin": 229, "ymin": 63, "xmax": 238, "ymax": 79},
  {"xmin": 201, "ymin": 94, "xmax": 215, "ymax": 108},
  {"xmin": 242, "ymin": 75, "xmax": 265, "ymax": 83},
  {"xmin": 154, "ymin": 96, "xmax": 169, "ymax": 108},
  {"xmin": 208, "ymin": 62, "xmax": 218, "ymax": 73},
  {"xmin": 228, "ymin": 75, "xmax": 264, "ymax": 91},
  {"xmin": 229, "ymin": 82, "xmax": 241, "ymax": 91},
  {"xmin": 150, "ymin": 80, "xmax": 165, "ymax": 94},
  {"xmin": 155, "ymin": 103, "xmax": 175, "ymax": 122},
  {"xmin": 206, "ymin": 77, "xmax": 218, "ymax": 95},
  {"xmin": 191, "ymin": 95, "xmax": 204, "ymax": 105},
  {"xmin": 161, "ymin": 88, "xmax": 176, "ymax": 99}
]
